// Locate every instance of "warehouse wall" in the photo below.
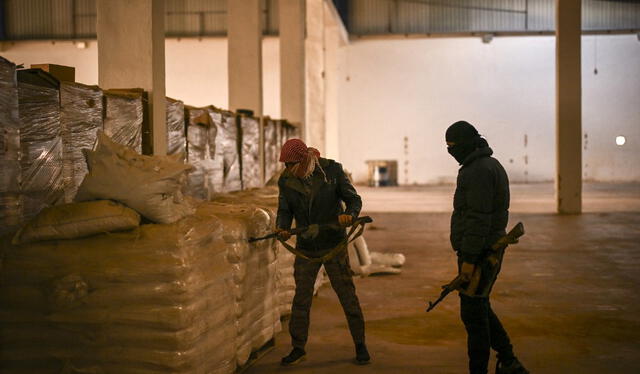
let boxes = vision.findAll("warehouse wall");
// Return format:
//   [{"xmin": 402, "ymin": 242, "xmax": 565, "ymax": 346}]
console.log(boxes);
[
  {"xmin": 339, "ymin": 34, "xmax": 640, "ymax": 184},
  {"xmin": 1, "ymin": 37, "xmax": 282, "ymax": 116},
  {"xmin": 2, "ymin": 33, "xmax": 638, "ymax": 184}
]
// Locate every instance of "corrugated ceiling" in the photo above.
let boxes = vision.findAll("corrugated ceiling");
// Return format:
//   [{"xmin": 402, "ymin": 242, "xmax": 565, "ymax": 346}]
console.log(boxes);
[{"xmin": 3, "ymin": 0, "xmax": 639, "ymax": 41}]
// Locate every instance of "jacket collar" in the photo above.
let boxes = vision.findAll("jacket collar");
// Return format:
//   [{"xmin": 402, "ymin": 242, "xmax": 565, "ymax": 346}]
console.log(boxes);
[{"xmin": 461, "ymin": 146, "xmax": 493, "ymax": 167}]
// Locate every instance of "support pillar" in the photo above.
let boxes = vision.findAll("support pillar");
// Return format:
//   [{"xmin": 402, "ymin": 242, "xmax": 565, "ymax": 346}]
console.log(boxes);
[
  {"xmin": 97, "ymin": 0, "xmax": 166, "ymax": 155},
  {"xmin": 279, "ymin": 0, "xmax": 306, "ymax": 139},
  {"xmin": 228, "ymin": 0, "xmax": 263, "ymax": 117},
  {"xmin": 306, "ymin": 0, "xmax": 325, "ymax": 151},
  {"xmin": 555, "ymin": 0, "xmax": 582, "ymax": 214}
]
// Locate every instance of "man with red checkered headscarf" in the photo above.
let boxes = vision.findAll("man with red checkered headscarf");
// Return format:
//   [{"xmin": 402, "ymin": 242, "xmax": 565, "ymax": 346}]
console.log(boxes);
[{"xmin": 276, "ymin": 139, "xmax": 369, "ymax": 366}]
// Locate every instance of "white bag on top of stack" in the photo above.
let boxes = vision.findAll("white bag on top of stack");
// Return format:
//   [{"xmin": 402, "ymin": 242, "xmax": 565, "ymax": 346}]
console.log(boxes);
[{"xmin": 75, "ymin": 131, "xmax": 194, "ymax": 224}]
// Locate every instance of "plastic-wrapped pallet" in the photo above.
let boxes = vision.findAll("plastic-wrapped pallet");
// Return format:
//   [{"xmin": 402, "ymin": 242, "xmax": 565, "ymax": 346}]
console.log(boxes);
[
  {"xmin": 17, "ymin": 70, "xmax": 64, "ymax": 222},
  {"xmin": 185, "ymin": 106, "xmax": 223, "ymax": 199},
  {"xmin": 103, "ymin": 89, "xmax": 144, "ymax": 153},
  {"xmin": 0, "ymin": 56, "xmax": 22, "ymax": 234},
  {"xmin": 197, "ymin": 202, "xmax": 280, "ymax": 367},
  {"xmin": 60, "ymin": 82, "xmax": 103, "ymax": 202},
  {"xmin": 0, "ymin": 202, "xmax": 239, "ymax": 374},
  {"xmin": 215, "ymin": 110, "xmax": 242, "ymax": 193},
  {"xmin": 166, "ymin": 97, "xmax": 186, "ymax": 159},
  {"xmin": 212, "ymin": 188, "xmax": 301, "ymax": 319},
  {"xmin": 263, "ymin": 117, "xmax": 279, "ymax": 184},
  {"xmin": 239, "ymin": 115, "xmax": 261, "ymax": 190}
]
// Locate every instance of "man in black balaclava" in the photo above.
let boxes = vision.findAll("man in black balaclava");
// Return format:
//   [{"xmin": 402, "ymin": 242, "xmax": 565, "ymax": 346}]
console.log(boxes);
[{"xmin": 446, "ymin": 121, "xmax": 529, "ymax": 374}]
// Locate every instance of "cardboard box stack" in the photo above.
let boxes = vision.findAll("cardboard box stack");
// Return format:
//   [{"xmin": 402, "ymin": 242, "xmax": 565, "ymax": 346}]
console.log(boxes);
[
  {"xmin": 17, "ymin": 70, "xmax": 64, "ymax": 221},
  {"xmin": 103, "ymin": 89, "xmax": 144, "ymax": 154},
  {"xmin": 60, "ymin": 82, "xmax": 103, "ymax": 202},
  {"xmin": 185, "ymin": 106, "xmax": 224, "ymax": 199},
  {"xmin": 166, "ymin": 97, "xmax": 186, "ymax": 159},
  {"xmin": 213, "ymin": 110, "xmax": 242, "ymax": 193},
  {"xmin": 239, "ymin": 115, "xmax": 262, "ymax": 190}
]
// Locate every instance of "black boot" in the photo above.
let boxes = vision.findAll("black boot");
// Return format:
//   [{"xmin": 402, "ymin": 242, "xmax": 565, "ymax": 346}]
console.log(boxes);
[
  {"xmin": 355, "ymin": 343, "xmax": 371, "ymax": 365},
  {"xmin": 496, "ymin": 358, "xmax": 529, "ymax": 374},
  {"xmin": 281, "ymin": 347, "xmax": 306, "ymax": 366}
]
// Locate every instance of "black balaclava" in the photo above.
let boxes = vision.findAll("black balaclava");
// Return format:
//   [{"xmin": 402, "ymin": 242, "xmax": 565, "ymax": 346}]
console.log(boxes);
[{"xmin": 445, "ymin": 120, "xmax": 481, "ymax": 164}]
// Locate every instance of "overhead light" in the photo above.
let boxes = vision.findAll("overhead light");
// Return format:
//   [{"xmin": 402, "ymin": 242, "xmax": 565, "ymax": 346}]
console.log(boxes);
[
  {"xmin": 482, "ymin": 34, "xmax": 494, "ymax": 44},
  {"xmin": 616, "ymin": 136, "xmax": 626, "ymax": 146},
  {"xmin": 75, "ymin": 41, "xmax": 88, "ymax": 49}
]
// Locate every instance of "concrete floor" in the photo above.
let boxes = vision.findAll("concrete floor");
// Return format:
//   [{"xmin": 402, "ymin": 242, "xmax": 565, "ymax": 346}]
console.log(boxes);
[{"xmin": 245, "ymin": 183, "xmax": 640, "ymax": 374}]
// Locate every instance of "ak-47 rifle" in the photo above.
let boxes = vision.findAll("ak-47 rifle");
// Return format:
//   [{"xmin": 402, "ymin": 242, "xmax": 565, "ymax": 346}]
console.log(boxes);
[
  {"xmin": 426, "ymin": 222, "xmax": 525, "ymax": 312},
  {"xmin": 249, "ymin": 216, "xmax": 374, "ymax": 263},
  {"xmin": 248, "ymin": 216, "xmax": 373, "ymax": 243}
]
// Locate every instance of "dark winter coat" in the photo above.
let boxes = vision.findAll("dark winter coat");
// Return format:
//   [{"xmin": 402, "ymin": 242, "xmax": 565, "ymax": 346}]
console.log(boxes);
[
  {"xmin": 450, "ymin": 145, "xmax": 510, "ymax": 264},
  {"xmin": 276, "ymin": 158, "xmax": 362, "ymax": 253}
]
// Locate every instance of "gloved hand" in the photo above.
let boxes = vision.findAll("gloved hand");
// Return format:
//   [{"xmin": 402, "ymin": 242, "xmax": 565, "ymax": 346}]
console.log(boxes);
[
  {"xmin": 276, "ymin": 228, "xmax": 291, "ymax": 241},
  {"xmin": 338, "ymin": 214, "xmax": 354, "ymax": 227},
  {"xmin": 459, "ymin": 262, "xmax": 476, "ymax": 282}
]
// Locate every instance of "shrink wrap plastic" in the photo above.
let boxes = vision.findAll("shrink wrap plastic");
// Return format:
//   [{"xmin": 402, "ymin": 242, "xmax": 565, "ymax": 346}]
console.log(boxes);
[
  {"xmin": 60, "ymin": 82, "xmax": 103, "ymax": 202},
  {"xmin": 197, "ymin": 202, "xmax": 280, "ymax": 366},
  {"xmin": 263, "ymin": 118, "xmax": 282, "ymax": 185},
  {"xmin": 0, "ymin": 56, "xmax": 22, "ymax": 234},
  {"xmin": 215, "ymin": 111, "xmax": 241, "ymax": 193},
  {"xmin": 17, "ymin": 80, "xmax": 64, "ymax": 220},
  {"xmin": 239, "ymin": 115, "xmax": 261, "ymax": 189},
  {"xmin": 185, "ymin": 106, "xmax": 223, "ymax": 199},
  {"xmin": 166, "ymin": 98, "xmax": 186, "ymax": 159},
  {"xmin": 1, "ymin": 200, "xmax": 285, "ymax": 373},
  {"xmin": 214, "ymin": 188, "xmax": 306, "ymax": 318},
  {"xmin": 103, "ymin": 90, "xmax": 143, "ymax": 153}
]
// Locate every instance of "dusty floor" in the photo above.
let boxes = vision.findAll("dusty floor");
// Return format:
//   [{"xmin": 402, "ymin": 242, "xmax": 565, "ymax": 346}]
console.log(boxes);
[{"xmin": 245, "ymin": 183, "xmax": 640, "ymax": 374}]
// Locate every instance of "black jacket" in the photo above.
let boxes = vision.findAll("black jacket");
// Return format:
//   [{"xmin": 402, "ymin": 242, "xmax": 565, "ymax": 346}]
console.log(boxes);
[
  {"xmin": 276, "ymin": 158, "xmax": 362, "ymax": 252},
  {"xmin": 450, "ymin": 145, "xmax": 510, "ymax": 264}
]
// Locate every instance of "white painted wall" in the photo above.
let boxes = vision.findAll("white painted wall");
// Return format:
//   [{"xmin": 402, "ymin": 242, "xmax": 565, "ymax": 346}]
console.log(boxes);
[
  {"xmin": 2, "ymin": 33, "xmax": 638, "ymax": 183},
  {"xmin": 339, "ymin": 34, "xmax": 640, "ymax": 184},
  {"xmin": 1, "ymin": 37, "xmax": 281, "ymax": 116}
]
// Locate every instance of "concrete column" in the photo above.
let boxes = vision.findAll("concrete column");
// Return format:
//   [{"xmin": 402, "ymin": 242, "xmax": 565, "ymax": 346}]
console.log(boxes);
[
  {"xmin": 323, "ymin": 0, "xmax": 349, "ymax": 160},
  {"xmin": 306, "ymin": 0, "xmax": 325, "ymax": 152},
  {"xmin": 228, "ymin": 0, "xmax": 263, "ymax": 117},
  {"xmin": 97, "ymin": 0, "xmax": 166, "ymax": 155},
  {"xmin": 555, "ymin": 0, "xmax": 582, "ymax": 214},
  {"xmin": 279, "ymin": 0, "xmax": 306, "ymax": 139}
]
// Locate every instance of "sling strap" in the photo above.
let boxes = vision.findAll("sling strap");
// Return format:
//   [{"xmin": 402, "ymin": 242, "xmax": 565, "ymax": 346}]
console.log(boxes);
[{"xmin": 277, "ymin": 216, "xmax": 372, "ymax": 263}]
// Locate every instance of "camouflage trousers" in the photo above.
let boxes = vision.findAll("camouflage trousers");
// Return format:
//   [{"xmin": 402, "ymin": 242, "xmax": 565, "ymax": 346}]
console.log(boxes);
[{"xmin": 289, "ymin": 253, "xmax": 366, "ymax": 349}]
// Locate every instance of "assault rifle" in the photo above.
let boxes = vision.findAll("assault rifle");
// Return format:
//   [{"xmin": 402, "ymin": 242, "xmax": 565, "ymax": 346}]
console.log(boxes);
[
  {"xmin": 426, "ymin": 222, "xmax": 525, "ymax": 312},
  {"xmin": 248, "ymin": 216, "xmax": 373, "ymax": 243}
]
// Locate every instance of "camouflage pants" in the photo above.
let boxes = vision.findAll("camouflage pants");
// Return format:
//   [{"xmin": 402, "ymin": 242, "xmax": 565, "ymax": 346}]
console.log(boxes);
[{"xmin": 289, "ymin": 253, "xmax": 365, "ymax": 349}]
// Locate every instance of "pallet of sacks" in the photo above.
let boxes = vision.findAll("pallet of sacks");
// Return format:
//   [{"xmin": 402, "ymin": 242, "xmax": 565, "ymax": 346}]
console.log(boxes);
[
  {"xmin": 0, "ymin": 199, "xmax": 284, "ymax": 373},
  {"xmin": 213, "ymin": 187, "xmax": 333, "ymax": 318}
]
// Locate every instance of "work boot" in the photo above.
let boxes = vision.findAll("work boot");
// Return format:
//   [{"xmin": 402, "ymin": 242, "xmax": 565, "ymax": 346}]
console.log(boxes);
[
  {"xmin": 355, "ymin": 343, "xmax": 371, "ymax": 365},
  {"xmin": 496, "ymin": 358, "xmax": 529, "ymax": 374},
  {"xmin": 280, "ymin": 347, "xmax": 306, "ymax": 366}
]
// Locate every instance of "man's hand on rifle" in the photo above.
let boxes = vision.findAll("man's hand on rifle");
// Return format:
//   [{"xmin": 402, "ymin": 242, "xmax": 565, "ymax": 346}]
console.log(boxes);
[
  {"xmin": 338, "ymin": 214, "xmax": 353, "ymax": 227},
  {"xmin": 459, "ymin": 262, "xmax": 475, "ymax": 283},
  {"xmin": 276, "ymin": 228, "xmax": 291, "ymax": 241}
]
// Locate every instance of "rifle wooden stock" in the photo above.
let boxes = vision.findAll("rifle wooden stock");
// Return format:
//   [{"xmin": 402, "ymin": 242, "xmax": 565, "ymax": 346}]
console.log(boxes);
[{"xmin": 426, "ymin": 222, "xmax": 526, "ymax": 311}]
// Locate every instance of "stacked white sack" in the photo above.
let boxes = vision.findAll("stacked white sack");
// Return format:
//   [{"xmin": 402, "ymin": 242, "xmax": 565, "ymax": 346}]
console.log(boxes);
[
  {"xmin": 198, "ymin": 202, "xmax": 280, "ymax": 367},
  {"xmin": 0, "ymin": 204, "xmax": 237, "ymax": 374}
]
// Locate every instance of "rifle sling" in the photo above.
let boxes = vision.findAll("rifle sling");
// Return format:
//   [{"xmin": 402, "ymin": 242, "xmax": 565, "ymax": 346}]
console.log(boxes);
[{"xmin": 277, "ymin": 219, "xmax": 368, "ymax": 263}]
